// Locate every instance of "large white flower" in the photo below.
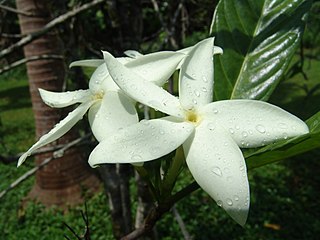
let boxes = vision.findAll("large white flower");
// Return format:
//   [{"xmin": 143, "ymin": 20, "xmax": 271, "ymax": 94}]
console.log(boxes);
[
  {"xmin": 17, "ymin": 51, "xmax": 188, "ymax": 167},
  {"xmin": 89, "ymin": 38, "xmax": 309, "ymax": 226}
]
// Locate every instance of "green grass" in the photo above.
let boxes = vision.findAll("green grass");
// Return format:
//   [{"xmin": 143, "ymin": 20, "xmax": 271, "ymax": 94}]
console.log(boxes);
[{"xmin": 0, "ymin": 55, "xmax": 319, "ymax": 239}]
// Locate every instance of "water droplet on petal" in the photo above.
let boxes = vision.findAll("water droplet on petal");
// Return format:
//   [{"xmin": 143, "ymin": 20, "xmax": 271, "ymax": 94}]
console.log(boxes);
[
  {"xmin": 131, "ymin": 155, "xmax": 142, "ymax": 161},
  {"xmin": 234, "ymin": 195, "xmax": 239, "ymax": 201},
  {"xmin": 278, "ymin": 122, "xmax": 288, "ymax": 129},
  {"xmin": 217, "ymin": 200, "xmax": 223, "ymax": 207},
  {"xmin": 242, "ymin": 131, "xmax": 248, "ymax": 138},
  {"xmin": 159, "ymin": 130, "xmax": 165, "ymax": 135},
  {"xmin": 194, "ymin": 90, "xmax": 200, "ymax": 97},
  {"xmin": 229, "ymin": 128, "xmax": 235, "ymax": 134},
  {"xmin": 213, "ymin": 109, "xmax": 218, "ymax": 114},
  {"xmin": 202, "ymin": 76, "xmax": 208, "ymax": 83},
  {"xmin": 211, "ymin": 166, "xmax": 222, "ymax": 177},
  {"xmin": 207, "ymin": 122, "xmax": 215, "ymax": 131},
  {"xmin": 283, "ymin": 132, "xmax": 288, "ymax": 140},
  {"xmin": 202, "ymin": 87, "xmax": 207, "ymax": 92},
  {"xmin": 192, "ymin": 99, "xmax": 197, "ymax": 104},
  {"xmin": 256, "ymin": 124, "xmax": 266, "ymax": 133},
  {"xmin": 226, "ymin": 198, "xmax": 233, "ymax": 206}
]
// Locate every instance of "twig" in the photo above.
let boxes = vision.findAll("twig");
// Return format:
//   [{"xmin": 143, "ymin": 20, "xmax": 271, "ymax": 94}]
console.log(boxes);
[
  {"xmin": 0, "ymin": 3, "xmax": 40, "ymax": 17},
  {"xmin": 0, "ymin": 0, "xmax": 106, "ymax": 59},
  {"xmin": 121, "ymin": 182, "xmax": 199, "ymax": 240},
  {"xmin": 0, "ymin": 54, "xmax": 64, "ymax": 74},
  {"xmin": 172, "ymin": 205, "xmax": 192, "ymax": 240},
  {"xmin": 0, "ymin": 33, "xmax": 23, "ymax": 39},
  {"xmin": 0, "ymin": 134, "xmax": 91, "ymax": 199}
]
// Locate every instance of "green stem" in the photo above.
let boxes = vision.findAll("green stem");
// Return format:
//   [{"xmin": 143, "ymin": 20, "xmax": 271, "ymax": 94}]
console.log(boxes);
[
  {"xmin": 134, "ymin": 165, "xmax": 159, "ymax": 200},
  {"xmin": 160, "ymin": 146, "xmax": 185, "ymax": 199}
]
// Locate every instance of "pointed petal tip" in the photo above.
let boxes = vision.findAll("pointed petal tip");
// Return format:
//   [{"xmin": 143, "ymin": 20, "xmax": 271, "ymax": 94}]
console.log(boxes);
[
  {"xmin": 214, "ymin": 46, "xmax": 223, "ymax": 55},
  {"xmin": 17, "ymin": 153, "xmax": 27, "ymax": 167},
  {"xmin": 226, "ymin": 205, "xmax": 249, "ymax": 227}
]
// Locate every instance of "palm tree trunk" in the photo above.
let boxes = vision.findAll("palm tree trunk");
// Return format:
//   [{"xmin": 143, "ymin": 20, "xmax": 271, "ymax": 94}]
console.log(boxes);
[{"xmin": 16, "ymin": 0, "xmax": 99, "ymax": 207}]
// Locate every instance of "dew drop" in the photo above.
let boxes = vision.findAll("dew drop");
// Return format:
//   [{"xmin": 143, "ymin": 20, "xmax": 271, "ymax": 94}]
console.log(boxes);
[
  {"xmin": 211, "ymin": 166, "xmax": 222, "ymax": 177},
  {"xmin": 217, "ymin": 200, "xmax": 223, "ymax": 207},
  {"xmin": 131, "ymin": 155, "xmax": 142, "ymax": 161},
  {"xmin": 159, "ymin": 130, "xmax": 165, "ymax": 135},
  {"xmin": 194, "ymin": 90, "xmax": 200, "ymax": 97},
  {"xmin": 229, "ymin": 128, "xmax": 235, "ymax": 134},
  {"xmin": 234, "ymin": 195, "xmax": 239, "ymax": 201},
  {"xmin": 192, "ymin": 99, "xmax": 197, "ymax": 104},
  {"xmin": 239, "ymin": 165, "xmax": 245, "ymax": 171},
  {"xmin": 202, "ymin": 76, "xmax": 208, "ymax": 83},
  {"xmin": 202, "ymin": 87, "xmax": 207, "ymax": 92},
  {"xmin": 213, "ymin": 109, "xmax": 219, "ymax": 114},
  {"xmin": 207, "ymin": 122, "xmax": 215, "ymax": 131},
  {"xmin": 235, "ymin": 125, "xmax": 240, "ymax": 130},
  {"xmin": 278, "ymin": 122, "xmax": 288, "ymax": 129},
  {"xmin": 256, "ymin": 124, "xmax": 266, "ymax": 133},
  {"xmin": 283, "ymin": 132, "xmax": 288, "ymax": 140},
  {"xmin": 140, "ymin": 119, "xmax": 150, "ymax": 125},
  {"xmin": 226, "ymin": 198, "xmax": 233, "ymax": 206},
  {"xmin": 130, "ymin": 84, "xmax": 137, "ymax": 90},
  {"xmin": 242, "ymin": 131, "xmax": 248, "ymax": 138}
]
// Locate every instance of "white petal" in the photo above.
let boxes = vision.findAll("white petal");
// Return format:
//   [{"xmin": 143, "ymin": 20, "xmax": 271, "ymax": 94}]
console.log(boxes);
[
  {"xmin": 124, "ymin": 50, "xmax": 143, "ymax": 58},
  {"xmin": 17, "ymin": 101, "xmax": 96, "ymax": 167},
  {"xmin": 88, "ymin": 118, "xmax": 194, "ymax": 167},
  {"xmin": 69, "ymin": 59, "xmax": 104, "ymax": 68},
  {"xmin": 201, "ymin": 100, "xmax": 309, "ymax": 148},
  {"xmin": 88, "ymin": 91, "xmax": 138, "ymax": 141},
  {"xmin": 179, "ymin": 38, "xmax": 215, "ymax": 110},
  {"xmin": 39, "ymin": 88, "xmax": 92, "ymax": 108},
  {"xmin": 103, "ymin": 52, "xmax": 185, "ymax": 118},
  {"xmin": 183, "ymin": 120, "xmax": 250, "ymax": 226},
  {"xmin": 124, "ymin": 51, "xmax": 186, "ymax": 86},
  {"xmin": 89, "ymin": 64, "xmax": 120, "ymax": 93}
]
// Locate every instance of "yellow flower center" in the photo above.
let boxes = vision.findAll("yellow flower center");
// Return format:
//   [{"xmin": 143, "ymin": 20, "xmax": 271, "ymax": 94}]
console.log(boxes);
[
  {"xmin": 93, "ymin": 90, "xmax": 104, "ymax": 100},
  {"xmin": 185, "ymin": 110, "xmax": 202, "ymax": 125}
]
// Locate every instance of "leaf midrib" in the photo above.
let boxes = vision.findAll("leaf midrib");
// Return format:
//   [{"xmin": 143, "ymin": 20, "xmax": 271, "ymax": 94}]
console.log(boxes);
[{"xmin": 230, "ymin": 0, "xmax": 268, "ymax": 99}]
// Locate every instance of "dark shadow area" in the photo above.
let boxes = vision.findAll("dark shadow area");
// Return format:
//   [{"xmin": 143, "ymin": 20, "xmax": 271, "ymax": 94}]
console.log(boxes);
[{"xmin": 0, "ymin": 85, "xmax": 32, "ymax": 111}]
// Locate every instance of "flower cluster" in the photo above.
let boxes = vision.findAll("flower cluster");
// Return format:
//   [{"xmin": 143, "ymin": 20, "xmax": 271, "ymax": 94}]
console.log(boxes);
[{"xmin": 18, "ymin": 37, "xmax": 309, "ymax": 226}]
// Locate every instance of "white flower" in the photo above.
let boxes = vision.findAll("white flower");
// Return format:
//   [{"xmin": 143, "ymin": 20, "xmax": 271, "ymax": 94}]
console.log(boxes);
[
  {"xmin": 88, "ymin": 38, "xmax": 309, "ymax": 226},
  {"xmin": 17, "ymin": 51, "xmax": 187, "ymax": 167}
]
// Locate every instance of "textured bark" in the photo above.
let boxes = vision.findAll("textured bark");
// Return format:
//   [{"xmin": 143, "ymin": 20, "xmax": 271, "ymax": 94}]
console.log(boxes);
[{"xmin": 16, "ymin": 0, "xmax": 99, "ymax": 207}]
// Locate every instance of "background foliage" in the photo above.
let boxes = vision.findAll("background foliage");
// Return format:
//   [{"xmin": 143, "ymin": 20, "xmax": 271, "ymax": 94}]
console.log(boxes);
[{"xmin": 0, "ymin": 0, "xmax": 319, "ymax": 239}]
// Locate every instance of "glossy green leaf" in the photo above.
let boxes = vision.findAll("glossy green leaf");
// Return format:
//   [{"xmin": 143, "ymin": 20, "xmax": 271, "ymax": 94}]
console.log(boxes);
[
  {"xmin": 245, "ymin": 111, "xmax": 320, "ymax": 169},
  {"xmin": 211, "ymin": 0, "xmax": 312, "ymax": 100}
]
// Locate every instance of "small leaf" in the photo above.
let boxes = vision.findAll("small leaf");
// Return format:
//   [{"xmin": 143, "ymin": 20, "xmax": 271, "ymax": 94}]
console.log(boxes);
[
  {"xmin": 211, "ymin": 0, "xmax": 312, "ymax": 100},
  {"xmin": 245, "ymin": 111, "xmax": 320, "ymax": 169}
]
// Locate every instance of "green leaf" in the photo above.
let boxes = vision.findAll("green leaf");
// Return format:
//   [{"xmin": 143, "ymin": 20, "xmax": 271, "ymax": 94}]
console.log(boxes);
[
  {"xmin": 245, "ymin": 111, "xmax": 320, "ymax": 169},
  {"xmin": 211, "ymin": 0, "xmax": 312, "ymax": 100}
]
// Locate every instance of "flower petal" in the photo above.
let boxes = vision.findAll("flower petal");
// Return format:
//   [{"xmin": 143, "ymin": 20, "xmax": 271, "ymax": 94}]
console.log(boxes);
[
  {"xmin": 124, "ymin": 50, "xmax": 143, "ymax": 58},
  {"xmin": 88, "ymin": 91, "xmax": 138, "ymax": 141},
  {"xmin": 122, "ymin": 51, "xmax": 186, "ymax": 86},
  {"xmin": 88, "ymin": 118, "xmax": 194, "ymax": 167},
  {"xmin": 179, "ymin": 38, "xmax": 216, "ymax": 110},
  {"xmin": 69, "ymin": 59, "xmax": 104, "ymax": 68},
  {"xmin": 17, "ymin": 100, "xmax": 96, "ymax": 167},
  {"xmin": 201, "ymin": 100, "xmax": 309, "ymax": 148},
  {"xmin": 183, "ymin": 120, "xmax": 250, "ymax": 226},
  {"xmin": 103, "ymin": 52, "xmax": 185, "ymax": 118},
  {"xmin": 89, "ymin": 64, "xmax": 120, "ymax": 93},
  {"xmin": 39, "ymin": 88, "xmax": 92, "ymax": 108}
]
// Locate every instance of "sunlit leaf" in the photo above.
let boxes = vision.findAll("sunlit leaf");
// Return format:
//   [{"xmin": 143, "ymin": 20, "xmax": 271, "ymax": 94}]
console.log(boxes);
[
  {"xmin": 211, "ymin": 0, "xmax": 312, "ymax": 100},
  {"xmin": 245, "ymin": 111, "xmax": 320, "ymax": 169}
]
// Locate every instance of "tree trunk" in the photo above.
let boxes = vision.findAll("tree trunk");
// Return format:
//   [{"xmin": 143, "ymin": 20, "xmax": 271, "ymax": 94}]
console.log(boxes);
[{"xmin": 16, "ymin": 0, "xmax": 99, "ymax": 207}]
